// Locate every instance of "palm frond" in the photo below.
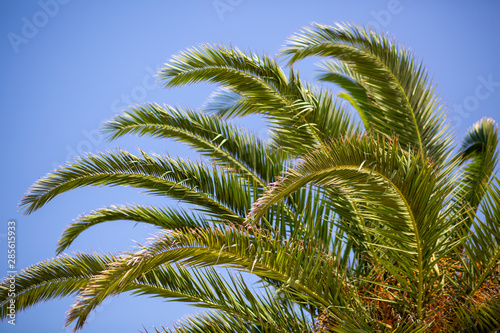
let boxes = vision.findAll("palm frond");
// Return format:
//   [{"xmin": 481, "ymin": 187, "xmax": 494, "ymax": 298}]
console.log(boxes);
[
  {"xmin": 453, "ymin": 118, "xmax": 499, "ymax": 228},
  {"xmin": 461, "ymin": 175, "xmax": 500, "ymax": 295},
  {"xmin": 131, "ymin": 266, "xmax": 314, "ymax": 333},
  {"xmin": 103, "ymin": 104, "xmax": 288, "ymax": 185},
  {"xmin": 249, "ymin": 135, "xmax": 460, "ymax": 319},
  {"xmin": 281, "ymin": 22, "xmax": 453, "ymax": 166},
  {"xmin": 150, "ymin": 311, "xmax": 258, "ymax": 333},
  {"xmin": 158, "ymin": 44, "xmax": 356, "ymax": 154},
  {"xmin": 56, "ymin": 205, "xmax": 210, "ymax": 254},
  {"xmin": 317, "ymin": 60, "xmax": 372, "ymax": 131},
  {"xmin": 159, "ymin": 43, "xmax": 290, "ymax": 114},
  {"xmin": 20, "ymin": 150, "xmax": 245, "ymax": 222},
  {"xmin": 453, "ymin": 295, "xmax": 500, "ymax": 333},
  {"xmin": 65, "ymin": 226, "xmax": 344, "ymax": 329},
  {"xmin": 151, "ymin": 309, "xmax": 311, "ymax": 333},
  {"xmin": 201, "ymin": 86, "xmax": 254, "ymax": 119},
  {"xmin": 0, "ymin": 253, "xmax": 114, "ymax": 320}
]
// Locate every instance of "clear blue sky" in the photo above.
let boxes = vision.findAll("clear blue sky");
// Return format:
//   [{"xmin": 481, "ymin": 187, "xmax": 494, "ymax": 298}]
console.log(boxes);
[{"xmin": 1, "ymin": 1, "xmax": 499, "ymax": 332}]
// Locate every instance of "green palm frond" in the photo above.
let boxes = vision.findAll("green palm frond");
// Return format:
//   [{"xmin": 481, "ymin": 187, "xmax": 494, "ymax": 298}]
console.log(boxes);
[
  {"xmin": 20, "ymin": 149, "xmax": 246, "ymax": 222},
  {"xmin": 267, "ymin": 82, "xmax": 358, "ymax": 152},
  {"xmin": 461, "ymin": 175, "xmax": 500, "ymax": 294},
  {"xmin": 56, "ymin": 205, "xmax": 210, "ymax": 254},
  {"xmin": 66, "ymin": 226, "xmax": 344, "ymax": 329},
  {"xmin": 158, "ymin": 44, "xmax": 356, "ymax": 154},
  {"xmin": 453, "ymin": 295, "xmax": 500, "ymax": 333},
  {"xmin": 282, "ymin": 22, "xmax": 453, "ymax": 166},
  {"xmin": 285, "ymin": 185, "xmax": 336, "ymax": 246},
  {"xmin": 0, "ymin": 253, "xmax": 114, "ymax": 319},
  {"xmin": 249, "ymin": 135, "xmax": 460, "ymax": 319},
  {"xmin": 151, "ymin": 311, "xmax": 258, "ymax": 333},
  {"xmin": 2, "ymin": 251, "xmax": 313, "ymax": 332},
  {"xmin": 103, "ymin": 104, "xmax": 288, "ymax": 185},
  {"xmin": 159, "ymin": 44, "xmax": 289, "ymax": 109},
  {"xmin": 152, "ymin": 308, "xmax": 311, "ymax": 333},
  {"xmin": 124, "ymin": 265, "xmax": 313, "ymax": 333},
  {"xmin": 201, "ymin": 86, "xmax": 254, "ymax": 119},
  {"xmin": 317, "ymin": 60, "xmax": 372, "ymax": 131},
  {"xmin": 453, "ymin": 118, "xmax": 499, "ymax": 227}
]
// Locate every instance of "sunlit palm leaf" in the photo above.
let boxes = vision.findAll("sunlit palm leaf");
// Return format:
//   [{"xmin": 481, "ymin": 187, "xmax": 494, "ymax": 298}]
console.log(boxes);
[
  {"xmin": 117, "ymin": 265, "xmax": 313, "ymax": 332},
  {"xmin": 104, "ymin": 103, "xmax": 288, "ymax": 185},
  {"xmin": 0, "ymin": 253, "xmax": 114, "ymax": 319},
  {"xmin": 66, "ymin": 226, "xmax": 344, "ymax": 329},
  {"xmin": 249, "ymin": 135, "xmax": 460, "ymax": 318},
  {"xmin": 453, "ymin": 118, "xmax": 499, "ymax": 228},
  {"xmin": 158, "ymin": 44, "xmax": 356, "ymax": 154},
  {"xmin": 56, "ymin": 205, "xmax": 210, "ymax": 254},
  {"xmin": 20, "ymin": 150, "xmax": 246, "ymax": 222},
  {"xmin": 282, "ymin": 22, "xmax": 453, "ymax": 166}
]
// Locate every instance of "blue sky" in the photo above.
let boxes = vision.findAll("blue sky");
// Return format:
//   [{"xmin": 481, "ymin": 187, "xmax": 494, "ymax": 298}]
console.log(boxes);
[{"xmin": 1, "ymin": 1, "xmax": 500, "ymax": 332}]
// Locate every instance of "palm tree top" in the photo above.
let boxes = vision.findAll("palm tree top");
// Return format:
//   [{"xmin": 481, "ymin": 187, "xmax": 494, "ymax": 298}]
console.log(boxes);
[{"xmin": 2, "ymin": 22, "xmax": 499, "ymax": 332}]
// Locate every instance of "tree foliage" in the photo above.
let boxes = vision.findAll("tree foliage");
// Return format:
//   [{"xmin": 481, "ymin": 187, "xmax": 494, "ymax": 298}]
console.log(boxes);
[{"xmin": 1, "ymin": 23, "xmax": 499, "ymax": 332}]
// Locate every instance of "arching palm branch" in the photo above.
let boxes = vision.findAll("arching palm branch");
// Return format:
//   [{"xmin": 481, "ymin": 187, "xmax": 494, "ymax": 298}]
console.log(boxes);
[{"xmin": 1, "ymin": 22, "xmax": 499, "ymax": 332}]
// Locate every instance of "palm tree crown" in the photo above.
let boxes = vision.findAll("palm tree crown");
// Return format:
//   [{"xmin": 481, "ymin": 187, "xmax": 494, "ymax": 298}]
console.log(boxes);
[{"xmin": 1, "ymin": 22, "xmax": 499, "ymax": 332}]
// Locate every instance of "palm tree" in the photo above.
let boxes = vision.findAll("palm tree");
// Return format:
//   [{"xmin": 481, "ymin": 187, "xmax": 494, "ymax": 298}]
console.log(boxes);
[{"xmin": 1, "ymin": 23, "xmax": 499, "ymax": 332}]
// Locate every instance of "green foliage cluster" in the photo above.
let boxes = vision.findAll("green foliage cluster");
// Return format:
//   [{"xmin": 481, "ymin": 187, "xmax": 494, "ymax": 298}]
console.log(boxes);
[{"xmin": 2, "ymin": 23, "xmax": 499, "ymax": 332}]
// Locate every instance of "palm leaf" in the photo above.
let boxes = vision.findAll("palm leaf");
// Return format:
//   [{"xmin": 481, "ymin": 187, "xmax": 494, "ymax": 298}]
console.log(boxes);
[
  {"xmin": 281, "ymin": 22, "xmax": 453, "ymax": 166},
  {"xmin": 120, "ymin": 266, "xmax": 313, "ymax": 332},
  {"xmin": 66, "ymin": 226, "xmax": 344, "ymax": 329},
  {"xmin": 249, "ymin": 135, "xmax": 460, "ymax": 319},
  {"xmin": 0, "ymin": 253, "xmax": 114, "ymax": 319},
  {"xmin": 153, "ymin": 309, "xmax": 311, "ymax": 333},
  {"xmin": 20, "ymin": 150, "xmax": 246, "ymax": 222},
  {"xmin": 158, "ymin": 44, "xmax": 356, "ymax": 154},
  {"xmin": 103, "ymin": 104, "xmax": 288, "ymax": 185},
  {"xmin": 461, "ymin": 175, "xmax": 500, "ymax": 295},
  {"xmin": 56, "ymin": 205, "xmax": 210, "ymax": 254},
  {"xmin": 453, "ymin": 118, "xmax": 499, "ymax": 229}
]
